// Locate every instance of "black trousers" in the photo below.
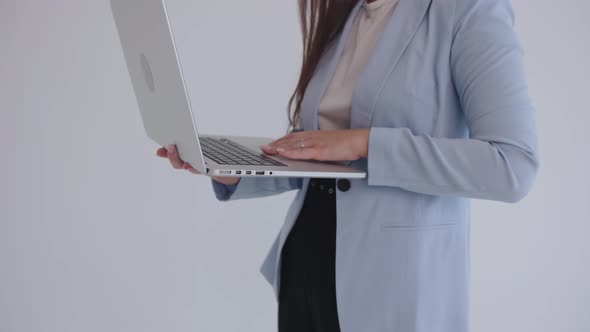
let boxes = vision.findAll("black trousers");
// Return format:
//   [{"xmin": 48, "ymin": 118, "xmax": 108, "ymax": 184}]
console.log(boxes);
[{"xmin": 278, "ymin": 178, "xmax": 341, "ymax": 332}]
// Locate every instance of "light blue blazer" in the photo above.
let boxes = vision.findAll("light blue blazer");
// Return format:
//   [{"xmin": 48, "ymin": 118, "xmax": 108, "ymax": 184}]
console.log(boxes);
[{"xmin": 212, "ymin": 0, "xmax": 539, "ymax": 330}]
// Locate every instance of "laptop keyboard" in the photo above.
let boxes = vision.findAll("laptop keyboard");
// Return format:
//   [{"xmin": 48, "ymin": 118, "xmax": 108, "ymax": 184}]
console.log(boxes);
[{"xmin": 199, "ymin": 137, "xmax": 287, "ymax": 167}]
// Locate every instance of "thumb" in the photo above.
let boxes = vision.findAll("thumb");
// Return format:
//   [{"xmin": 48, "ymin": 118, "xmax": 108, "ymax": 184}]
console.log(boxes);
[{"xmin": 183, "ymin": 162, "xmax": 202, "ymax": 174}]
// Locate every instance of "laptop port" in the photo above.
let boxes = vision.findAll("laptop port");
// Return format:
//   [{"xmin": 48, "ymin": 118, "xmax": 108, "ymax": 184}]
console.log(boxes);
[
  {"xmin": 245, "ymin": 171, "xmax": 252, "ymax": 175},
  {"xmin": 256, "ymin": 171, "xmax": 265, "ymax": 175},
  {"xmin": 219, "ymin": 170, "xmax": 232, "ymax": 175},
  {"xmin": 235, "ymin": 171, "xmax": 242, "ymax": 175}
]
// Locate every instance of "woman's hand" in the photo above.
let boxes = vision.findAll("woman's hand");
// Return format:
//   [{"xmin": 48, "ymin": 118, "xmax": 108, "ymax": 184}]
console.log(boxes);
[
  {"xmin": 156, "ymin": 145, "xmax": 240, "ymax": 186},
  {"xmin": 261, "ymin": 129, "xmax": 370, "ymax": 161}
]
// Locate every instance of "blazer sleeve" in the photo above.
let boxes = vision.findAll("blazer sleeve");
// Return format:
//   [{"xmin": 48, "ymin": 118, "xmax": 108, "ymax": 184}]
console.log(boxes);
[
  {"xmin": 211, "ymin": 176, "xmax": 303, "ymax": 202},
  {"xmin": 366, "ymin": 0, "xmax": 540, "ymax": 203}
]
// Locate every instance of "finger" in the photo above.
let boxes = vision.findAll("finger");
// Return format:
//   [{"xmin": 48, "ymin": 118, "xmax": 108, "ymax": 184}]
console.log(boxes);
[
  {"xmin": 156, "ymin": 147, "xmax": 168, "ymax": 158},
  {"xmin": 166, "ymin": 145, "xmax": 184, "ymax": 169},
  {"xmin": 264, "ymin": 132, "xmax": 299, "ymax": 149},
  {"xmin": 183, "ymin": 162, "xmax": 201, "ymax": 174},
  {"xmin": 261, "ymin": 139, "xmax": 284, "ymax": 151},
  {"xmin": 267, "ymin": 133, "xmax": 311, "ymax": 153},
  {"xmin": 262, "ymin": 139, "xmax": 291, "ymax": 154},
  {"xmin": 261, "ymin": 144, "xmax": 279, "ymax": 155},
  {"xmin": 261, "ymin": 137, "xmax": 288, "ymax": 154},
  {"xmin": 276, "ymin": 145, "xmax": 318, "ymax": 160},
  {"xmin": 278, "ymin": 137, "xmax": 315, "ymax": 151}
]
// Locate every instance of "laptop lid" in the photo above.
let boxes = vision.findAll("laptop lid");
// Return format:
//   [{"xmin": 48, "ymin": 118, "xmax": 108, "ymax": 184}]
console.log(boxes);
[{"xmin": 110, "ymin": 0, "xmax": 207, "ymax": 173}]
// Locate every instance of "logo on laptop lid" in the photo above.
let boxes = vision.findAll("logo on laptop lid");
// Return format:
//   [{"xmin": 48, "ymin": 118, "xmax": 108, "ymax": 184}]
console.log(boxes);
[{"xmin": 140, "ymin": 53, "xmax": 155, "ymax": 93}]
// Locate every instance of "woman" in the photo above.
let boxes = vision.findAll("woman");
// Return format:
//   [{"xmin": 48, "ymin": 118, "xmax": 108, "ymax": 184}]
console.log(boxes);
[{"xmin": 158, "ymin": 0, "xmax": 539, "ymax": 331}]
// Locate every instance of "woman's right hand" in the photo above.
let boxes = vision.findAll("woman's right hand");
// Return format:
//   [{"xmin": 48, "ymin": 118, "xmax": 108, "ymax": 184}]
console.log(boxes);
[{"xmin": 156, "ymin": 144, "xmax": 241, "ymax": 186}]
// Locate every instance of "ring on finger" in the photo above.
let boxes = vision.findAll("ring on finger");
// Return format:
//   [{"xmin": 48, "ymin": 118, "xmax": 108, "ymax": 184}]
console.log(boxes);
[{"xmin": 299, "ymin": 137, "xmax": 305, "ymax": 149}]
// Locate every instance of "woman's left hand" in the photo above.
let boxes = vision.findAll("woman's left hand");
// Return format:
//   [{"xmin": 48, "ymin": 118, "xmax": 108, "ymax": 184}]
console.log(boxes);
[{"xmin": 260, "ymin": 129, "xmax": 370, "ymax": 162}]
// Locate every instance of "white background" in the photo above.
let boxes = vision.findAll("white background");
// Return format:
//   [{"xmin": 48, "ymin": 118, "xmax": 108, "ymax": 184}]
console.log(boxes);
[{"xmin": 1, "ymin": 0, "xmax": 588, "ymax": 331}]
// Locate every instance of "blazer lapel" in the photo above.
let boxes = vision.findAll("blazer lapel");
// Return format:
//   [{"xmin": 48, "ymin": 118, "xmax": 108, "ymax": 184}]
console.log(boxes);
[
  {"xmin": 300, "ymin": 0, "xmax": 432, "ymax": 131},
  {"xmin": 300, "ymin": 1, "xmax": 364, "ymax": 131},
  {"xmin": 350, "ymin": 0, "xmax": 432, "ymax": 129}
]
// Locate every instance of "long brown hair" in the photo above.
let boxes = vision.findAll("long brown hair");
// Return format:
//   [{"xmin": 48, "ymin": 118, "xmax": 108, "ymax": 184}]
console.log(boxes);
[{"xmin": 288, "ymin": 0, "xmax": 357, "ymax": 131}]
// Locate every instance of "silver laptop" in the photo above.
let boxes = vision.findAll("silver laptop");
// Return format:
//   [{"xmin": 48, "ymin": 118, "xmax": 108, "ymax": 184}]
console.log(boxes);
[{"xmin": 109, "ymin": 0, "xmax": 366, "ymax": 179}]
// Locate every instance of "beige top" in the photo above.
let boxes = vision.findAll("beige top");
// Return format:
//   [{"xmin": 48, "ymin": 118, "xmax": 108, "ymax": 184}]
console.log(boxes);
[{"xmin": 318, "ymin": 0, "xmax": 398, "ymax": 130}]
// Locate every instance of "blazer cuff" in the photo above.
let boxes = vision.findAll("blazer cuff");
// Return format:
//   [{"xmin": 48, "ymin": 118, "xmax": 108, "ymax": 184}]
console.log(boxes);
[
  {"xmin": 211, "ymin": 179, "xmax": 239, "ymax": 201},
  {"xmin": 367, "ymin": 127, "xmax": 404, "ymax": 188}
]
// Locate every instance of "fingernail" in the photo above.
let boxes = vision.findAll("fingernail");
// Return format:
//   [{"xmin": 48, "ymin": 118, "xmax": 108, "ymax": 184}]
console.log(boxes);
[
  {"xmin": 166, "ymin": 145, "xmax": 174, "ymax": 154},
  {"xmin": 277, "ymin": 147, "xmax": 285, "ymax": 152}
]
